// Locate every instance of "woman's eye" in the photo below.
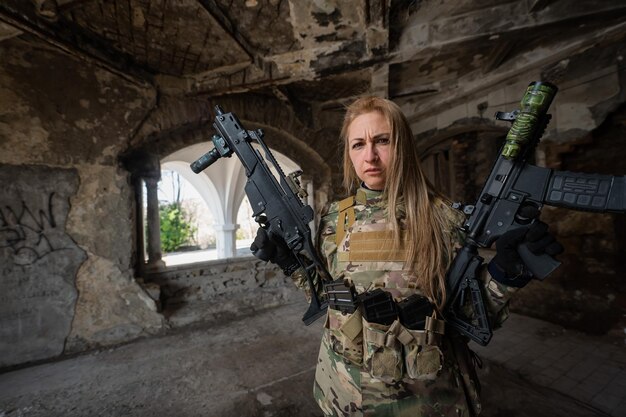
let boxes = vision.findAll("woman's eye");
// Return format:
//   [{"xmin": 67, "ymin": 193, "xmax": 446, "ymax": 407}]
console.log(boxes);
[
  {"xmin": 352, "ymin": 142, "xmax": 364, "ymax": 149},
  {"xmin": 376, "ymin": 137, "xmax": 390, "ymax": 144}
]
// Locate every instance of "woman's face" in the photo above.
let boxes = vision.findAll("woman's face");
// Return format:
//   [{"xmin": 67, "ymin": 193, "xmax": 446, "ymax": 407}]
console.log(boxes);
[{"xmin": 347, "ymin": 111, "xmax": 391, "ymax": 191}]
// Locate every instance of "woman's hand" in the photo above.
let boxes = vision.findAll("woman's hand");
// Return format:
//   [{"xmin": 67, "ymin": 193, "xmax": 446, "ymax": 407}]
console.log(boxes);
[
  {"xmin": 250, "ymin": 228, "xmax": 300, "ymax": 275},
  {"xmin": 489, "ymin": 216, "xmax": 564, "ymax": 287}
]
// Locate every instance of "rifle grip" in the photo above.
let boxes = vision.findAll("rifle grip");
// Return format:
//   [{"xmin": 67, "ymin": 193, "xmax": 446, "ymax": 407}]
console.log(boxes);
[{"xmin": 517, "ymin": 243, "xmax": 561, "ymax": 280}]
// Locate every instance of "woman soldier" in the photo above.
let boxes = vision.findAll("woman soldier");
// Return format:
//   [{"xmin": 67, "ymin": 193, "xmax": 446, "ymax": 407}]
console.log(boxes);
[{"xmin": 252, "ymin": 97, "xmax": 562, "ymax": 417}]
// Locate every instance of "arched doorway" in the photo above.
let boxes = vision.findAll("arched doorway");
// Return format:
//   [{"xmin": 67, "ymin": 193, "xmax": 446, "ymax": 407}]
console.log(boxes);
[{"xmin": 156, "ymin": 142, "xmax": 306, "ymax": 265}]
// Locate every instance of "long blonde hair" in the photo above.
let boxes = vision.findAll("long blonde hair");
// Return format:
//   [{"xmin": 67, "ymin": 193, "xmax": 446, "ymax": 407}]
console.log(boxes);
[{"xmin": 341, "ymin": 97, "xmax": 453, "ymax": 308}]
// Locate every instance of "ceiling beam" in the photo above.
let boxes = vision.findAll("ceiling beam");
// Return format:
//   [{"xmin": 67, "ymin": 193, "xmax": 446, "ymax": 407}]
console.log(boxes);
[
  {"xmin": 482, "ymin": 39, "xmax": 518, "ymax": 72},
  {"xmin": 0, "ymin": 20, "xmax": 21, "ymax": 41},
  {"xmin": 196, "ymin": 0, "xmax": 266, "ymax": 69},
  {"xmin": 185, "ymin": 51, "xmax": 388, "ymax": 97},
  {"xmin": 404, "ymin": 20, "xmax": 626, "ymax": 124},
  {"xmin": 0, "ymin": 0, "xmax": 153, "ymax": 88},
  {"xmin": 394, "ymin": 0, "xmax": 626, "ymax": 64},
  {"xmin": 56, "ymin": 0, "xmax": 99, "ymax": 13},
  {"xmin": 530, "ymin": 0, "xmax": 558, "ymax": 13}
]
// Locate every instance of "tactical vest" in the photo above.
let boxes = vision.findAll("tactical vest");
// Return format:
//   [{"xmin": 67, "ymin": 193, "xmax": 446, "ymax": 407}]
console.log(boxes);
[
  {"xmin": 315, "ymin": 189, "xmax": 483, "ymax": 416},
  {"xmin": 326, "ymin": 189, "xmax": 447, "ymax": 378},
  {"xmin": 335, "ymin": 190, "xmax": 407, "ymax": 264}
]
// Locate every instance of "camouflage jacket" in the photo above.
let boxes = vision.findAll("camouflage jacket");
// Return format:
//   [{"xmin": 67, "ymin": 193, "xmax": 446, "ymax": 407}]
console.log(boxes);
[{"xmin": 291, "ymin": 187, "xmax": 517, "ymax": 417}]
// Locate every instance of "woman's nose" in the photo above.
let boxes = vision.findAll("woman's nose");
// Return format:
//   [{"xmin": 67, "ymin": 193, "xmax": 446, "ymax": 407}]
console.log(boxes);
[{"xmin": 364, "ymin": 143, "xmax": 378, "ymax": 162}]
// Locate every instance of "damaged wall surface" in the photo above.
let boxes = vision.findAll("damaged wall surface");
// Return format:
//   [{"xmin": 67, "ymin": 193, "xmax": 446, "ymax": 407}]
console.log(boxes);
[
  {"xmin": 0, "ymin": 0, "xmax": 625, "ymax": 368},
  {"xmin": 0, "ymin": 165, "xmax": 84, "ymax": 366},
  {"xmin": 0, "ymin": 36, "xmax": 163, "ymax": 367}
]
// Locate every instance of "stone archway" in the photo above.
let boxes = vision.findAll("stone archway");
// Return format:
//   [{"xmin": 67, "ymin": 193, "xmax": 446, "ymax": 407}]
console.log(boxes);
[
  {"xmin": 128, "ymin": 94, "xmax": 333, "ymax": 193},
  {"xmin": 416, "ymin": 122, "xmax": 508, "ymax": 202},
  {"xmin": 123, "ymin": 93, "xmax": 334, "ymax": 270}
]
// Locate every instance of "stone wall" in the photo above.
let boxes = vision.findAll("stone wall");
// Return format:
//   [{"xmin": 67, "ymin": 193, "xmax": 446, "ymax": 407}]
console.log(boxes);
[
  {"xmin": 0, "ymin": 165, "xmax": 85, "ymax": 367},
  {"xmin": 0, "ymin": 37, "xmax": 163, "ymax": 367},
  {"xmin": 146, "ymin": 257, "xmax": 302, "ymax": 328}
]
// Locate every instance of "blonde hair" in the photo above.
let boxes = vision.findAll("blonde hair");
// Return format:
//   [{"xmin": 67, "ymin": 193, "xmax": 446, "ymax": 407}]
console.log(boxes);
[{"xmin": 341, "ymin": 97, "xmax": 453, "ymax": 308}]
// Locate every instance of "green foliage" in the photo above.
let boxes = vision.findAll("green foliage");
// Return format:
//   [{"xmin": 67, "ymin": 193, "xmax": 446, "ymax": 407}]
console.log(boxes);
[{"xmin": 159, "ymin": 202, "xmax": 197, "ymax": 253}]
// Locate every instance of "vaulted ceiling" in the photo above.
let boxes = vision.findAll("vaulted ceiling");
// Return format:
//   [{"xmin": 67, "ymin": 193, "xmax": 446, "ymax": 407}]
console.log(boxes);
[{"xmin": 1, "ymin": 0, "xmax": 626, "ymax": 128}]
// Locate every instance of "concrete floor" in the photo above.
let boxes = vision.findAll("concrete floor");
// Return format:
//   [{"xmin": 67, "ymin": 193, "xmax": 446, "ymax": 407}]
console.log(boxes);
[{"xmin": 0, "ymin": 300, "xmax": 620, "ymax": 417}]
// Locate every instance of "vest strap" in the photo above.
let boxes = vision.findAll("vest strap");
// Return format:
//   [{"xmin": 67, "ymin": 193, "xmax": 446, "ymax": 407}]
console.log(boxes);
[
  {"xmin": 336, "ymin": 196, "xmax": 356, "ymax": 248},
  {"xmin": 425, "ymin": 315, "xmax": 446, "ymax": 335}
]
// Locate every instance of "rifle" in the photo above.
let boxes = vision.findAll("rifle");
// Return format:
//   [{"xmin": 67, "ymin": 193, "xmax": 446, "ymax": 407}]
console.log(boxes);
[
  {"xmin": 189, "ymin": 106, "xmax": 330, "ymax": 325},
  {"xmin": 445, "ymin": 81, "xmax": 626, "ymax": 346}
]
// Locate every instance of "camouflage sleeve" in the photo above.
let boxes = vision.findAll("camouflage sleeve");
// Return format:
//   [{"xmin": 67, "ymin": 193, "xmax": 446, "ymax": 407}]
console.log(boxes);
[
  {"xmin": 480, "ymin": 269, "xmax": 518, "ymax": 329},
  {"xmin": 288, "ymin": 201, "xmax": 339, "ymax": 303},
  {"xmin": 444, "ymin": 203, "xmax": 518, "ymax": 329}
]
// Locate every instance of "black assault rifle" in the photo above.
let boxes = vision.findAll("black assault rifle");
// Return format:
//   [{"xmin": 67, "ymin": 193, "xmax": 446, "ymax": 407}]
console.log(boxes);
[
  {"xmin": 190, "ymin": 106, "xmax": 330, "ymax": 325},
  {"xmin": 445, "ymin": 81, "xmax": 626, "ymax": 346}
]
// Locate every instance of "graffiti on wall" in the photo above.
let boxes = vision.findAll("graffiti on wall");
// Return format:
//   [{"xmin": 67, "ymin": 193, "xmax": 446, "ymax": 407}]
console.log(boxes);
[
  {"xmin": 0, "ymin": 192, "xmax": 77, "ymax": 266},
  {"xmin": 0, "ymin": 164, "xmax": 86, "ymax": 368}
]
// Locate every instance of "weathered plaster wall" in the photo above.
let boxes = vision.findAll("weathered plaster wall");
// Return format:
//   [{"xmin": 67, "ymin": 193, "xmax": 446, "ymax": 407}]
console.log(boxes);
[
  {"xmin": 0, "ymin": 37, "xmax": 163, "ymax": 366},
  {"xmin": 64, "ymin": 165, "xmax": 163, "ymax": 353}
]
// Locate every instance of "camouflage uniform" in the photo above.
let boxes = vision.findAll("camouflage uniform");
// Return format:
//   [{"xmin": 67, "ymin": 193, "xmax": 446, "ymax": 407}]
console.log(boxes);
[{"xmin": 291, "ymin": 187, "xmax": 517, "ymax": 417}]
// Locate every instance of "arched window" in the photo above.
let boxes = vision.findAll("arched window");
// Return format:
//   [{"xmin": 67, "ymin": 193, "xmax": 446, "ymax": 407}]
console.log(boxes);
[{"xmin": 419, "ymin": 131, "xmax": 504, "ymax": 203}]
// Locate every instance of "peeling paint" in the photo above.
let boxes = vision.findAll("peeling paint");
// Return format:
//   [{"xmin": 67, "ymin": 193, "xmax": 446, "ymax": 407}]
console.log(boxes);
[
  {"xmin": 131, "ymin": 6, "xmax": 145, "ymax": 28},
  {"xmin": 66, "ymin": 255, "xmax": 163, "ymax": 352},
  {"xmin": 100, "ymin": 144, "xmax": 119, "ymax": 159},
  {"xmin": 74, "ymin": 119, "xmax": 96, "ymax": 130},
  {"xmin": 0, "ymin": 115, "xmax": 51, "ymax": 165},
  {"xmin": 312, "ymin": 0, "xmax": 337, "ymax": 15}
]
